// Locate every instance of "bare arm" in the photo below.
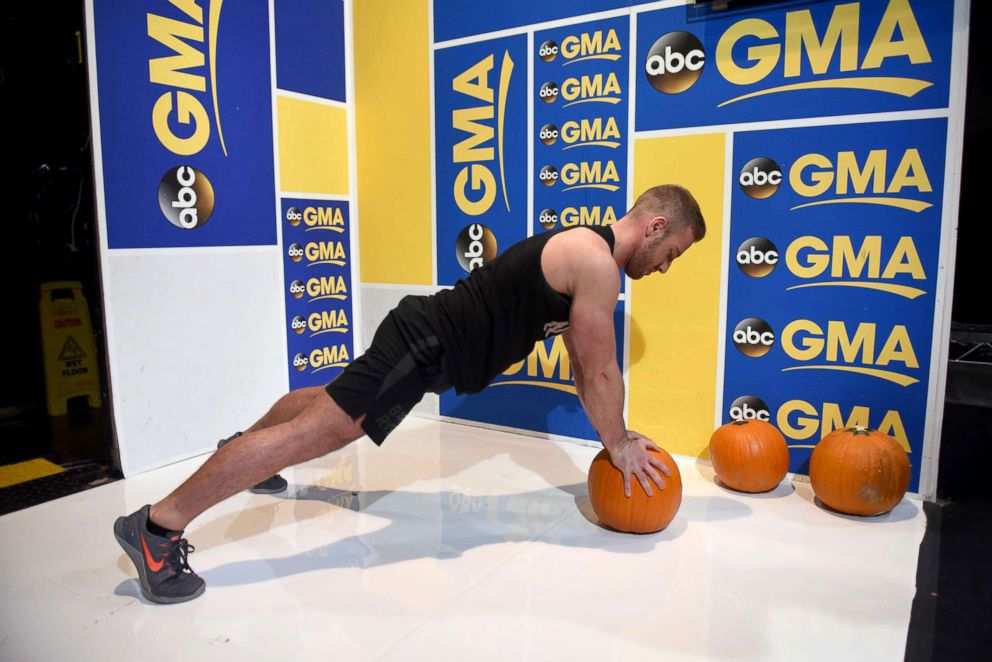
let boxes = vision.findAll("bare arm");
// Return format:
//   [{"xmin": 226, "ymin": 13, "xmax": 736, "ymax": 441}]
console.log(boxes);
[{"xmin": 566, "ymin": 253, "xmax": 671, "ymax": 497}]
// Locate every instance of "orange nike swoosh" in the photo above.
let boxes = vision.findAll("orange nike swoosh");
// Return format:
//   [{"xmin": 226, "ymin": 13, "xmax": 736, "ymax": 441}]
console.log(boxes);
[{"xmin": 141, "ymin": 533, "xmax": 166, "ymax": 572}]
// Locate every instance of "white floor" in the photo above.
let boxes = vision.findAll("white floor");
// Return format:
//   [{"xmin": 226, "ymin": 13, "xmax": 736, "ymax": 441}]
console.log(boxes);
[{"xmin": 0, "ymin": 417, "xmax": 925, "ymax": 661}]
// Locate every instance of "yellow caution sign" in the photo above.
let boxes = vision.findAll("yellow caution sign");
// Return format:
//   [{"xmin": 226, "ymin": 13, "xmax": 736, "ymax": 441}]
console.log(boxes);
[{"xmin": 39, "ymin": 281, "xmax": 102, "ymax": 415}]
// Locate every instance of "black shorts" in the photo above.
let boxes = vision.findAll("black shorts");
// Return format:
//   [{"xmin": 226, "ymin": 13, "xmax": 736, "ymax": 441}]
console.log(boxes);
[{"xmin": 324, "ymin": 295, "xmax": 451, "ymax": 445}]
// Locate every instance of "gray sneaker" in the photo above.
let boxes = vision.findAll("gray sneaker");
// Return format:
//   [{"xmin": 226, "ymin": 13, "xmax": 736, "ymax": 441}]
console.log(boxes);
[{"xmin": 113, "ymin": 505, "xmax": 205, "ymax": 604}]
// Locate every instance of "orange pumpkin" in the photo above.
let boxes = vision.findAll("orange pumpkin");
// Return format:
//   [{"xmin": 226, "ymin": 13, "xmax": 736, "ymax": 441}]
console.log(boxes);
[
  {"xmin": 587, "ymin": 447, "xmax": 682, "ymax": 533},
  {"xmin": 708, "ymin": 419, "xmax": 790, "ymax": 493},
  {"xmin": 809, "ymin": 426, "xmax": 910, "ymax": 516}
]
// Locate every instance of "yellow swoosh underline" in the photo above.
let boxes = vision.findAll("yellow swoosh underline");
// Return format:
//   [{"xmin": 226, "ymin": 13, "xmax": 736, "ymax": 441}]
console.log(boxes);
[
  {"xmin": 312, "ymin": 362, "xmax": 349, "ymax": 373},
  {"xmin": 563, "ymin": 97, "xmax": 621, "ymax": 108},
  {"xmin": 718, "ymin": 77, "xmax": 933, "ymax": 108},
  {"xmin": 564, "ymin": 54, "xmax": 621, "ymax": 66},
  {"xmin": 208, "ymin": 0, "xmax": 227, "ymax": 156},
  {"xmin": 562, "ymin": 141, "xmax": 621, "ymax": 150},
  {"xmin": 782, "ymin": 365, "xmax": 918, "ymax": 386},
  {"xmin": 497, "ymin": 51, "xmax": 513, "ymax": 213},
  {"xmin": 563, "ymin": 183, "xmax": 620, "ymax": 192},
  {"xmin": 491, "ymin": 380, "xmax": 577, "ymax": 395},
  {"xmin": 786, "ymin": 281, "xmax": 927, "ymax": 300},
  {"xmin": 790, "ymin": 197, "xmax": 931, "ymax": 213}
]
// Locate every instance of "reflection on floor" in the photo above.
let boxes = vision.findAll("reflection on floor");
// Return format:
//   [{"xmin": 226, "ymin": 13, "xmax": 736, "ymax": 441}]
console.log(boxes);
[{"xmin": 0, "ymin": 417, "xmax": 925, "ymax": 661}]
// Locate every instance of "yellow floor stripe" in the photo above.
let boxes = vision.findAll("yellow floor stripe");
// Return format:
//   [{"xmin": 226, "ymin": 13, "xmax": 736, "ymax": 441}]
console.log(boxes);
[{"xmin": 0, "ymin": 458, "xmax": 65, "ymax": 489}]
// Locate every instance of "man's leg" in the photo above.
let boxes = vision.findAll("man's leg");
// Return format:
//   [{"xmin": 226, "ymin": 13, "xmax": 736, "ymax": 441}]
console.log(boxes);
[
  {"xmin": 219, "ymin": 386, "xmax": 327, "ymax": 494},
  {"xmin": 152, "ymin": 392, "xmax": 365, "ymax": 531},
  {"xmin": 244, "ymin": 385, "xmax": 326, "ymax": 433}
]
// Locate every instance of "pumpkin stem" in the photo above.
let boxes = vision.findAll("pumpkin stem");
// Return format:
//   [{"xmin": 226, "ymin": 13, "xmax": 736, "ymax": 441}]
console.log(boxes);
[
  {"xmin": 731, "ymin": 420, "xmax": 749, "ymax": 426},
  {"xmin": 847, "ymin": 425, "xmax": 873, "ymax": 436}
]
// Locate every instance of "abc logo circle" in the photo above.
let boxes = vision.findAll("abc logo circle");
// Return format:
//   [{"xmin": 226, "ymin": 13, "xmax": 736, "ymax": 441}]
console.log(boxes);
[
  {"xmin": 539, "ymin": 123, "xmax": 559, "ymax": 146},
  {"xmin": 539, "ymin": 208, "xmax": 558, "ymax": 230},
  {"xmin": 739, "ymin": 157, "xmax": 783, "ymax": 199},
  {"xmin": 736, "ymin": 237, "xmax": 779, "ymax": 278},
  {"xmin": 539, "ymin": 81, "xmax": 559, "ymax": 103},
  {"xmin": 292, "ymin": 352, "xmax": 309, "ymax": 372},
  {"xmin": 733, "ymin": 318, "xmax": 775, "ymax": 357},
  {"xmin": 157, "ymin": 166, "xmax": 215, "ymax": 229},
  {"xmin": 539, "ymin": 165, "xmax": 558, "ymax": 187},
  {"xmin": 456, "ymin": 223, "xmax": 498, "ymax": 273},
  {"xmin": 288, "ymin": 243, "xmax": 304, "ymax": 262},
  {"xmin": 645, "ymin": 31, "xmax": 705, "ymax": 94},
  {"xmin": 290, "ymin": 315, "xmax": 306, "ymax": 335},
  {"xmin": 286, "ymin": 207, "xmax": 302, "ymax": 226},
  {"xmin": 289, "ymin": 279, "xmax": 305, "ymax": 299},
  {"xmin": 729, "ymin": 395, "xmax": 771, "ymax": 422},
  {"xmin": 539, "ymin": 40, "xmax": 559, "ymax": 62}
]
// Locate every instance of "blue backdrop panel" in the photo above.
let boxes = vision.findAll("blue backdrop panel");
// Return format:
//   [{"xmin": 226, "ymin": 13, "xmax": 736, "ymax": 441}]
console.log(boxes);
[
  {"xmin": 721, "ymin": 118, "xmax": 948, "ymax": 492},
  {"xmin": 282, "ymin": 200, "xmax": 355, "ymax": 388},
  {"xmin": 532, "ymin": 16, "xmax": 629, "ymax": 241},
  {"xmin": 275, "ymin": 0, "xmax": 347, "ymax": 101},
  {"xmin": 434, "ymin": 0, "xmax": 631, "ymax": 43},
  {"xmin": 434, "ymin": 35, "xmax": 530, "ymax": 286},
  {"xmin": 93, "ymin": 0, "xmax": 276, "ymax": 248},
  {"xmin": 635, "ymin": 0, "xmax": 954, "ymax": 130}
]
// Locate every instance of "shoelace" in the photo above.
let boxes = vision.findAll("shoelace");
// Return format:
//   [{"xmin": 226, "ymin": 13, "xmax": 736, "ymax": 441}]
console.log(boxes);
[{"xmin": 159, "ymin": 537, "xmax": 196, "ymax": 575}]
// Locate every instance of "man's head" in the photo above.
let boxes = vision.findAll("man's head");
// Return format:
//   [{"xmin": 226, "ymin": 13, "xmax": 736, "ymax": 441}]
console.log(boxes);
[{"xmin": 623, "ymin": 185, "xmax": 705, "ymax": 280}]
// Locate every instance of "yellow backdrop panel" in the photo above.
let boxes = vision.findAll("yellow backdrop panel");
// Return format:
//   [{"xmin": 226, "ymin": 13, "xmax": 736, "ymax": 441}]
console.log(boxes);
[
  {"xmin": 630, "ymin": 133, "xmax": 726, "ymax": 458},
  {"xmin": 278, "ymin": 96, "xmax": 350, "ymax": 196},
  {"xmin": 354, "ymin": 0, "xmax": 432, "ymax": 285}
]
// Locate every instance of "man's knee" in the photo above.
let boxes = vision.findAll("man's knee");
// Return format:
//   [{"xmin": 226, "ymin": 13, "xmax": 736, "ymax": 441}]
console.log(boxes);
[{"xmin": 293, "ymin": 392, "xmax": 365, "ymax": 453}]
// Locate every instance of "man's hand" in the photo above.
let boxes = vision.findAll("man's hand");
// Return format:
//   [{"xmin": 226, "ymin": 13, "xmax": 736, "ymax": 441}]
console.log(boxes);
[{"xmin": 606, "ymin": 431, "xmax": 673, "ymax": 498}]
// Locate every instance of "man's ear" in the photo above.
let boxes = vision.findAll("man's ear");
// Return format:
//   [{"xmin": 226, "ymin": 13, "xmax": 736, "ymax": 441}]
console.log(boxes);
[{"xmin": 647, "ymin": 215, "xmax": 668, "ymax": 236}]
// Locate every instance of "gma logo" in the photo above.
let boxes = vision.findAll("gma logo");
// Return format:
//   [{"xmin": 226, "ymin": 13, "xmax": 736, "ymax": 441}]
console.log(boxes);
[
  {"xmin": 561, "ymin": 206, "xmax": 618, "ymax": 227},
  {"xmin": 307, "ymin": 309, "xmax": 349, "ymax": 338},
  {"xmin": 309, "ymin": 344, "xmax": 351, "ymax": 374},
  {"xmin": 304, "ymin": 241, "xmax": 348, "ymax": 267},
  {"xmin": 560, "ymin": 29, "xmax": 622, "ymax": 65},
  {"xmin": 789, "ymin": 148, "xmax": 933, "ymax": 212},
  {"xmin": 305, "ymin": 275, "xmax": 349, "ymax": 303},
  {"xmin": 451, "ymin": 51, "xmax": 515, "ymax": 216},
  {"xmin": 715, "ymin": 0, "xmax": 933, "ymax": 107},
  {"xmin": 781, "ymin": 319, "xmax": 919, "ymax": 386},
  {"xmin": 785, "ymin": 235, "xmax": 926, "ymax": 299},
  {"xmin": 561, "ymin": 73, "xmax": 622, "ymax": 107},
  {"xmin": 560, "ymin": 117, "xmax": 621, "ymax": 150},
  {"xmin": 147, "ymin": 1, "xmax": 227, "ymax": 156},
  {"xmin": 495, "ymin": 336, "xmax": 576, "ymax": 395},
  {"xmin": 560, "ymin": 161, "xmax": 621, "ymax": 193},
  {"xmin": 777, "ymin": 399, "xmax": 910, "ymax": 451},
  {"xmin": 303, "ymin": 206, "xmax": 346, "ymax": 232}
]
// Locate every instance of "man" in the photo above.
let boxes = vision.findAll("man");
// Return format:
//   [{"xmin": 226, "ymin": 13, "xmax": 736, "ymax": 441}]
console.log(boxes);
[{"xmin": 113, "ymin": 184, "xmax": 706, "ymax": 603}]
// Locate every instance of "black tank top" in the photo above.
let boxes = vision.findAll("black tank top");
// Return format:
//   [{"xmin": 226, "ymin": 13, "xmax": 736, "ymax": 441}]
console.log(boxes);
[{"xmin": 426, "ymin": 225, "xmax": 616, "ymax": 394}]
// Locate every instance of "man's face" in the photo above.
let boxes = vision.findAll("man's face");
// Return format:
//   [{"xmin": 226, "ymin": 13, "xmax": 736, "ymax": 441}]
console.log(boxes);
[{"xmin": 625, "ymin": 221, "xmax": 696, "ymax": 280}]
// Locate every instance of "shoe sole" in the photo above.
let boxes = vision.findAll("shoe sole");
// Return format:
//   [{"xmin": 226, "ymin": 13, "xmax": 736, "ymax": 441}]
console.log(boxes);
[
  {"xmin": 113, "ymin": 517, "xmax": 205, "ymax": 604},
  {"xmin": 251, "ymin": 479, "xmax": 288, "ymax": 495}
]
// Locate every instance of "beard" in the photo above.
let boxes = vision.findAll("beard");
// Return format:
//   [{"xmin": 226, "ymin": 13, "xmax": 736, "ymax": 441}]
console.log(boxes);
[{"xmin": 625, "ymin": 230, "xmax": 668, "ymax": 279}]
